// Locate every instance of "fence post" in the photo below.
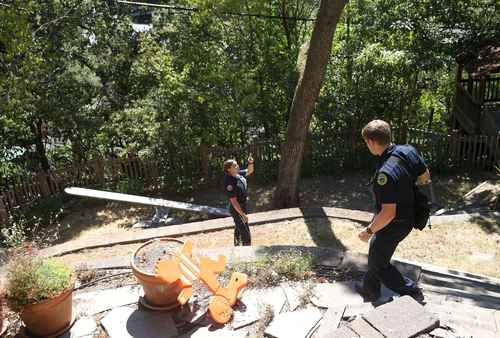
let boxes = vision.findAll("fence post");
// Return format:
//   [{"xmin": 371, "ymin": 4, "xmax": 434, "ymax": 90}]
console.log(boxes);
[
  {"xmin": 37, "ymin": 171, "xmax": 51, "ymax": 197},
  {"xmin": 0, "ymin": 196, "xmax": 8, "ymax": 224},
  {"xmin": 199, "ymin": 144, "xmax": 209, "ymax": 179},
  {"xmin": 94, "ymin": 158, "xmax": 105, "ymax": 186}
]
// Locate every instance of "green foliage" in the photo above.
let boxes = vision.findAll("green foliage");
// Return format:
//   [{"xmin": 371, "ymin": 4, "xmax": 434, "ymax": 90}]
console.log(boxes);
[
  {"xmin": 6, "ymin": 256, "xmax": 73, "ymax": 312},
  {"xmin": 1, "ymin": 0, "xmax": 498, "ymax": 184},
  {"xmin": 1, "ymin": 197, "xmax": 68, "ymax": 247},
  {"xmin": 225, "ymin": 250, "xmax": 313, "ymax": 288},
  {"xmin": 117, "ymin": 178, "xmax": 145, "ymax": 195}
]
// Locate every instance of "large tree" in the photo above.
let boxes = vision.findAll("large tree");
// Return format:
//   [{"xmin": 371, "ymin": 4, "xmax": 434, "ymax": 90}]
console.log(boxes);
[{"xmin": 274, "ymin": 0, "xmax": 346, "ymax": 208}]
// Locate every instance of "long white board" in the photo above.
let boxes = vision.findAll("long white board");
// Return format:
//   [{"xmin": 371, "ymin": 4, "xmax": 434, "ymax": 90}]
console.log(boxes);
[{"xmin": 65, "ymin": 187, "xmax": 230, "ymax": 217}]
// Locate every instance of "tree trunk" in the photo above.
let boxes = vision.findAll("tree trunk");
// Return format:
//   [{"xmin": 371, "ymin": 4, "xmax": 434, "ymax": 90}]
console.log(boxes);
[
  {"xmin": 31, "ymin": 119, "xmax": 50, "ymax": 172},
  {"xmin": 273, "ymin": 0, "xmax": 346, "ymax": 208}
]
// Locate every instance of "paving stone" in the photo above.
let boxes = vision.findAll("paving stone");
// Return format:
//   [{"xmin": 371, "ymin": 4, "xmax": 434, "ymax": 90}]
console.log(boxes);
[
  {"xmin": 281, "ymin": 282, "xmax": 308, "ymax": 312},
  {"xmin": 349, "ymin": 317, "xmax": 384, "ymax": 338},
  {"xmin": 314, "ymin": 306, "xmax": 345, "ymax": 338},
  {"xmin": 77, "ymin": 256, "xmax": 129, "ymax": 270},
  {"xmin": 429, "ymin": 327, "xmax": 459, "ymax": 338},
  {"xmin": 343, "ymin": 303, "xmax": 375, "ymax": 318},
  {"xmin": 60, "ymin": 317, "xmax": 97, "ymax": 338},
  {"xmin": 265, "ymin": 306, "xmax": 323, "ymax": 338},
  {"xmin": 171, "ymin": 302, "xmax": 207, "ymax": 326},
  {"xmin": 311, "ymin": 282, "xmax": 364, "ymax": 309},
  {"xmin": 363, "ymin": 296, "xmax": 439, "ymax": 338},
  {"xmin": 74, "ymin": 285, "xmax": 142, "ymax": 315},
  {"xmin": 329, "ymin": 325, "xmax": 360, "ymax": 338},
  {"xmin": 230, "ymin": 299, "xmax": 261, "ymax": 330},
  {"xmin": 100, "ymin": 306, "xmax": 178, "ymax": 338},
  {"xmin": 494, "ymin": 310, "xmax": 500, "ymax": 332},
  {"xmin": 425, "ymin": 300, "xmax": 497, "ymax": 334},
  {"xmin": 241, "ymin": 287, "xmax": 287, "ymax": 316},
  {"xmin": 180, "ymin": 326, "xmax": 247, "ymax": 338}
]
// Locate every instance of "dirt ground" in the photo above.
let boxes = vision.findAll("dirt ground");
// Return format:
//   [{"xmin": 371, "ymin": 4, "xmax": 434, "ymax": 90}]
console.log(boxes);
[
  {"xmin": 57, "ymin": 172, "xmax": 493, "ymax": 243},
  {"xmin": 50, "ymin": 172, "xmax": 500, "ymax": 278},
  {"xmin": 58, "ymin": 216, "xmax": 500, "ymax": 278}
]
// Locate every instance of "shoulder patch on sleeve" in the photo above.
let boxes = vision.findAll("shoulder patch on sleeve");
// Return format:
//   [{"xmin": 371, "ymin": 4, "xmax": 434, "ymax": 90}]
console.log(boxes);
[
  {"xmin": 226, "ymin": 185, "xmax": 233, "ymax": 191},
  {"xmin": 377, "ymin": 173, "xmax": 388, "ymax": 186}
]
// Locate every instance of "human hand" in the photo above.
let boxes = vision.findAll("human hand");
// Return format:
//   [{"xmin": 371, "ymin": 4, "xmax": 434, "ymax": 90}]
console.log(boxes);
[
  {"xmin": 241, "ymin": 214, "xmax": 249, "ymax": 224},
  {"xmin": 358, "ymin": 228, "xmax": 372, "ymax": 242}
]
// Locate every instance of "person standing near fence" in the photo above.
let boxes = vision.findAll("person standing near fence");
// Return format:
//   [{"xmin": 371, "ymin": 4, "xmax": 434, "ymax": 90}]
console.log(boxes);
[
  {"xmin": 223, "ymin": 156, "xmax": 254, "ymax": 246},
  {"xmin": 356, "ymin": 119, "xmax": 431, "ymax": 302}
]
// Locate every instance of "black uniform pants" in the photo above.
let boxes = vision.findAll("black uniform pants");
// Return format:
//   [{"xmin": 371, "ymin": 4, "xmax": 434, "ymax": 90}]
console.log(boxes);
[
  {"xmin": 231, "ymin": 205, "xmax": 251, "ymax": 246},
  {"xmin": 362, "ymin": 220, "xmax": 416, "ymax": 297}
]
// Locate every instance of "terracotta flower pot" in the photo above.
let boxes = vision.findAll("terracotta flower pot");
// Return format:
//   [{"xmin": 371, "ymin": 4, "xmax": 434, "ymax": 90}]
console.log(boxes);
[
  {"xmin": 21, "ymin": 288, "xmax": 73, "ymax": 337},
  {"xmin": 131, "ymin": 238, "xmax": 184, "ymax": 309}
]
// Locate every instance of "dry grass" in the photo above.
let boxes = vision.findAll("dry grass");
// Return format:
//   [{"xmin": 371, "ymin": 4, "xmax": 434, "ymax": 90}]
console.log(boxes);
[{"xmin": 58, "ymin": 216, "xmax": 500, "ymax": 279}]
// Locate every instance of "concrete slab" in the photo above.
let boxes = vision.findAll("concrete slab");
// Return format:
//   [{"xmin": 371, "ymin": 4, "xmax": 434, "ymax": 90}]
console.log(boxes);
[
  {"xmin": 265, "ymin": 306, "xmax": 323, "ymax": 338},
  {"xmin": 425, "ymin": 300, "xmax": 497, "ymax": 334},
  {"xmin": 328, "ymin": 325, "xmax": 360, "ymax": 338},
  {"xmin": 429, "ymin": 327, "xmax": 457, "ymax": 338},
  {"xmin": 314, "ymin": 306, "xmax": 345, "ymax": 338},
  {"xmin": 343, "ymin": 303, "xmax": 375, "ymax": 318},
  {"xmin": 363, "ymin": 296, "xmax": 439, "ymax": 338},
  {"xmin": 76, "ymin": 256, "xmax": 129, "ymax": 270},
  {"xmin": 74, "ymin": 285, "xmax": 142, "ymax": 315},
  {"xmin": 230, "ymin": 300, "xmax": 261, "ymax": 330},
  {"xmin": 180, "ymin": 326, "xmax": 247, "ymax": 338},
  {"xmin": 100, "ymin": 306, "xmax": 178, "ymax": 338},
  {"xmin": 494, "ymin": 310, "xmax": 500, "ymax": 332},
  {"xmin": 349, "ymin": 317, "xmax": 384, "ymax": 338},
  {"xmin": 60, "ymin": 317, "xmax": 97, "ymax": 338},
  {"xmin": 282, "ymin": 282, "xmax": 308, "ymax": 312},
  {"xmin": 311, "ymin": 282, "xmax": 364, "ymax": 308},
  {"xmin": 241, "ymin": 287, "xmax": 287, "ymax": 316}
]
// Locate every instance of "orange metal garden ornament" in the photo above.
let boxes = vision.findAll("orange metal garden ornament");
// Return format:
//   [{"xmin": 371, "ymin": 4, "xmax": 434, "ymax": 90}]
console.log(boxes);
[{"xmin": 155, "ymin": 241, "xmax": 248, "ymax": 324}]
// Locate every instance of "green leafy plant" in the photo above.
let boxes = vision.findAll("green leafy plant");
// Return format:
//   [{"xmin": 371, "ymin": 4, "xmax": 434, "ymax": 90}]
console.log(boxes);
[
  {"xmin": 5, "ymin": 256, "xmax": 73, "ymax": 312},
  {"xmin": 118, "ymin": 178, "xmax": 145, "ymax": 195},
  {"xmin": 1, "ymin": 197, "xmax": 68, "ymax": 247},
  {"xmin": 224, "ymin": 250, "xmax": 313, "ymax": 288}
]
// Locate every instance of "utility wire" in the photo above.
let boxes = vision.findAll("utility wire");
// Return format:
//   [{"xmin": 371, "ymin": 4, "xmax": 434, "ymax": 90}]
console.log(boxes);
[{"xmin": 117, "ymin": 0, "xmax": 316, "ymax": 22}]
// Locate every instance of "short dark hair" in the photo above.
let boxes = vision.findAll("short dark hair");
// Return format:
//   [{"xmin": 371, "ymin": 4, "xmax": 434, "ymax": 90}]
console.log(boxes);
[
  {"xmin": 361, "ymin": 120, "xmax": 392, "ymax": 146},
  {"xmin": 223, "ymin": 159, "xmax": 237, "ymax": 173}
]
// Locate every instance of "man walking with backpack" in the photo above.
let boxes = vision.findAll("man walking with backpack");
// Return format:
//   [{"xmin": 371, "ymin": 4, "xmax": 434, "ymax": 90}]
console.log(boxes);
[{"xmin": 356, "ymin": 120, "xmax": 431, "ymax": 302}]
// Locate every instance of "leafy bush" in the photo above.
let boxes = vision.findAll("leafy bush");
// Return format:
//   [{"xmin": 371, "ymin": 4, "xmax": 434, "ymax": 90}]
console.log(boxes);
[
  {"xmin": 118, "ymin": 178, "xmax": 145, "ymax": 195},
  {"xmin": 5, "ymin": 256, "xmax": 73, "ymax": 312},
  {"xmin": 0, "ymin": 197, "xmax": 68, "ymax": 248},
  {"xmin": 224, "ymin": 250, "xmax": 313, "ymax": 288}
]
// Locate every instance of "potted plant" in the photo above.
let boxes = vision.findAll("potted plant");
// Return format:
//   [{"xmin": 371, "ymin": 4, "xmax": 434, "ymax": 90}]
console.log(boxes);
[
  {"xmin": 131, "ymin": 238, "xmax": 184, "ymax": 309},
  {"xmin": 5, "ymin": 255, "xmax": 74, "ymax": 337}
]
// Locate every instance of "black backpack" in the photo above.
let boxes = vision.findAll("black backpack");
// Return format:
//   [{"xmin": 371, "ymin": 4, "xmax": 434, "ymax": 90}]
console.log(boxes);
[{"xmin": 389, "ymin": 155, "xmax": 431, "ymax": 230}]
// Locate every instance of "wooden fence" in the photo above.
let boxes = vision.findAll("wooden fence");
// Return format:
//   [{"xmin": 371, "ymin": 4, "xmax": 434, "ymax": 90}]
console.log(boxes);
[{"xmin": 1, "ymin": 129, "xmax": 499, "ymax": 223}]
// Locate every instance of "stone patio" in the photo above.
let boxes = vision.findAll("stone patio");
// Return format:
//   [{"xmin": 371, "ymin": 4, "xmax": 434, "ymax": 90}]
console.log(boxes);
[{"xmin": 48, "ymin": 245, "xmax": 500, "ymax": 338}]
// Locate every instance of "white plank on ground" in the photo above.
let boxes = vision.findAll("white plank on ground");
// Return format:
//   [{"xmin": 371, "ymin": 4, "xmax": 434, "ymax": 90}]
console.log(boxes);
[{"xmin": 65, "ymin": 187, "xmax": 230, "ymax": 216}]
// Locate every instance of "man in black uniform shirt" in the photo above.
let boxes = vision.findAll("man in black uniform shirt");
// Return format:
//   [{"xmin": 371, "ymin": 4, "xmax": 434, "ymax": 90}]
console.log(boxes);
[
  {"xmin": 357, "ymin": 120, "xmax": 431, "ymax": 302},
  {"xmin": 223, "ymin": 156, "xmax": 254, "ymax": 246}
]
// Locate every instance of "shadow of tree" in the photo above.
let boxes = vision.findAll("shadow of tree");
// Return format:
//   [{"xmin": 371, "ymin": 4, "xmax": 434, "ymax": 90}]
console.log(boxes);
[
  {"xmin": 299, "ymin": 208, "xmax": 347, "ymax": 251},
  {"xmin": 469, "ymin": 212, "xmax": 500, "ymax": 234}
]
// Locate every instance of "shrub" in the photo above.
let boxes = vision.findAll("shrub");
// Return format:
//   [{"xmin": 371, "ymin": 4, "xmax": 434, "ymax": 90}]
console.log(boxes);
[
  {"xmin": 118, "ymin": 178, "xmax": 145, "ymax": 195},
  {"xmin": 0, "ymin": 197, "xmax": 68, "ymax": 248},
  {"xmin": 224, "ymin": 250, "xmax": 313, "ymax": 288},
  {"xmin": 5, "ymin": 256, "xmax": 73, "ymax": 312}
]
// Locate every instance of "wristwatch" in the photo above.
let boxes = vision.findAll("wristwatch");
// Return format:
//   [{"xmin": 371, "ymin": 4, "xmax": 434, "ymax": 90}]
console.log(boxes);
[{"xmin": 366, "ymin": 227, "xmax": 373, "ymax": 235}]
